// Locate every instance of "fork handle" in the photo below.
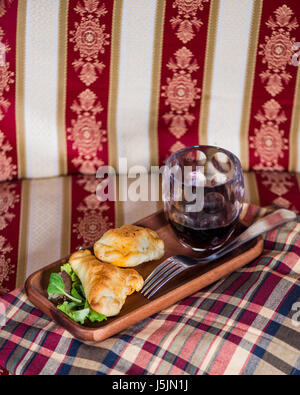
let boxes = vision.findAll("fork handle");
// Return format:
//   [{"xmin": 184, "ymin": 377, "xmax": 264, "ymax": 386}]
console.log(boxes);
[{"xmin": 202, "ymin": 209, "xmax": 296, "ymax": 262}]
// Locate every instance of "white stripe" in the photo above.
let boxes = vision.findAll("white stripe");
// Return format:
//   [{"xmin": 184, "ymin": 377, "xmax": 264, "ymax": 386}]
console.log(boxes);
[
  {"xmin": 116, "ymin": 0, "xmax": 156, "ymax": 173},
  {"xmin": 206, "ymin": 0, "xmax": 254, "ymax": 157},
  {"xmin": 26, "ymin": 178, "xmax": 63, "ymax": 277},
  {"xmin": 24, "ymin": 0, "xmax": 60, "ymax": 178},
  {"xmin": 122, "ymin": 174, "xmax": 162, "ymax": 224}
]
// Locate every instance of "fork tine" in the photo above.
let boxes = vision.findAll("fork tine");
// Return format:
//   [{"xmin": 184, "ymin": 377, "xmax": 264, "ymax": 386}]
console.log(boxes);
[
  {"xmin": 145, "ymin": 266, "xmax": 185, "ymax": 299},
  {"xmin": 142, "ymin": 262, "xmax": 179, "ymax": 296},
  {"xmin": 141, "ymin": 258, "xmax": 175, "ymax": 293}
]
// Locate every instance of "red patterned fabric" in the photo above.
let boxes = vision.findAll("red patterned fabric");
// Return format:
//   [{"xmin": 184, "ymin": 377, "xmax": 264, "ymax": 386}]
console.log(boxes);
[
  {"xmin": 70, "ymin": 175, "xmax": 114, "ymax": 251},
  {"xmin": 157, "ymin": 0, "xmax": 210, "ymax": 163},
  {"xmin": 65, "ymin": 0, "xmax": 113, "ymax": 174},
  {"xmin": 0, "ymin": 179, "xmax": 21, "ymax": 294},
  {"xmin": 248, "ymin": 1, "xmax": 300, "ymax": 170},
  {"xmin": 0, "ymin": 0, "xmax": 18, "ymax": 181},
  {"xmin": 255, "ymin": 171, "xmax": 300, "ymax": 213}
]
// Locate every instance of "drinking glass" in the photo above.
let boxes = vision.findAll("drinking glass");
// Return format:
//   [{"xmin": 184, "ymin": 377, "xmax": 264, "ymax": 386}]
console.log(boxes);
[{"xmin": 162, "ymin": 145, "xmax": 244, "ymax": 251}]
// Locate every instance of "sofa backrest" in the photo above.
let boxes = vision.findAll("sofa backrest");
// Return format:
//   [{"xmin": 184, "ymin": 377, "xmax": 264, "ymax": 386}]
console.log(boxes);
[{"xmin": 0, "ymin": 0, "xmax": 299, "ymax": 181}]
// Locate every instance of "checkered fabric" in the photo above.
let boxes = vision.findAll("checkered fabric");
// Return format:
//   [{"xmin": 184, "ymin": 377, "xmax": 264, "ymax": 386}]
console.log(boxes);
[{"xmin": 0, "ymin": 204, "xmax": 299, "ymax": 375}]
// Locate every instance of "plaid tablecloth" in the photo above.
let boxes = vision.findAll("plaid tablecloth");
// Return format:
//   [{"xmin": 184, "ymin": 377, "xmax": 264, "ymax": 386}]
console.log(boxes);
[{"xmin": 0, "ymin": 205, "xmax": 299, "ymax": 375}]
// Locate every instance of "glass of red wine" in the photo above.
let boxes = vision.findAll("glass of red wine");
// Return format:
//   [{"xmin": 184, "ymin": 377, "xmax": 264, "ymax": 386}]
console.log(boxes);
[{"xmin": 162, "ymin": 145, "xmax": 244, "ymax": 251}]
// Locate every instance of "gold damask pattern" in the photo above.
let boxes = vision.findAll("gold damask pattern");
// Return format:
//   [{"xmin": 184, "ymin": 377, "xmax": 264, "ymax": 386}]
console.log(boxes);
[
  {"xmin": 0, "ymin": 235, "xmax": 14, "ymax": 294},
  {"xmin": 171, "ymin": 0, "xmax": 209, "ymax": 43},
  {"xmin": 261, "ymin": 172, "xmax": 298, "ymax": 213},
  {"xmin": 162, "ymin": 47, "xmax": 200, "ymax": 139},
  {"xmin": 67, "ymin": 89, "xmax": 107, "ymax": 173},
  {"xmin": 69, "ymin": 0, "xmax": 109, "ymax": 86},
  {"xmin": 162, "ymin": 0, "xmax": 209, "ymax": 156},
  {"xmin": 250, "ymin": 99, "xmax": 288, "ymax": 169},
  {"xmin": 259, "ymin": 5, "xmax": 298, "ymax": 97},
  {"xmin": 0, "ymin": 27, "xmax": 13, "ymax": 121},
  {"xmin": 251, "ymin": 5, "xmax": 298, "ymax": 170},
  {"xmin": 73, "ymin": 176, "xmax": 113, "ymax": 246},
  {"xmin": 0, "ymin": 0, "xmax": 13, "ymax": 18},
  {"xmin": 0, "ymin": 183, "xmax": 19, "ymax": 293},
  {"xmin": 68, "ymin": 0, "xmax": 109, "ymax": 174},
  {"xmin": 0, "ymin": 130, "xmax": 16, "ymax": 181},
  {"xmin": 169, "ymin": 140, "xmax": 185, "ymax": 155},
  {"xmin": 0, "ymin": 24, "xmax": 15, "ymax": 181},
  {"xmin": 0, "ymin": 0, "xmax": 17, "ymax": 297}
]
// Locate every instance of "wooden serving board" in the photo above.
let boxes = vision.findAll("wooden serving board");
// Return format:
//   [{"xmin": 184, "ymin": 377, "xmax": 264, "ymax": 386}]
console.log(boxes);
[{"xmin": 25, "ymin": 210, "xmax": 263, "ymax": 343}]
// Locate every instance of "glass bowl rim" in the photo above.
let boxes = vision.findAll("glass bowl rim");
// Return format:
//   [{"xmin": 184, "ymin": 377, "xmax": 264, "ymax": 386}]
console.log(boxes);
[{"xmin": 165, "ymin": 144, "xmax": 243, "ymax": 189}]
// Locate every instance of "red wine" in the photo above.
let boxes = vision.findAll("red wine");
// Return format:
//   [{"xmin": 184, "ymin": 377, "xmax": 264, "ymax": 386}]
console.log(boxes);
[{"xmin": 169, "ymin": 215, "xmax": 239, "ymax": 250}]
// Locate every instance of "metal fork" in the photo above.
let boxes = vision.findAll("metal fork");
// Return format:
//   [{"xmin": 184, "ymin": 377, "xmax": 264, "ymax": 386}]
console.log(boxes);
[{"xmin": 140, "ymin": 208, "xmax": 296, "ymax": 299}]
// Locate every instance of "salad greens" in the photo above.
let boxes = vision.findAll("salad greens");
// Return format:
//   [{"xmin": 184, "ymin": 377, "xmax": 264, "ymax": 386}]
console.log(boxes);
[
  {"xmin": 47, "ymin": 262, "xmax": 106, "ymax": 325},
  {"xmin": 47, "ymin": 272, "xmax": 82, "ymax": 304}
]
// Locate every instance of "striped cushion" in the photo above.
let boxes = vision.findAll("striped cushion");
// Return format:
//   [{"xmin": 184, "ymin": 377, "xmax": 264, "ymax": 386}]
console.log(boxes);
[{"xmin": 0, "ymin": 0, "xmax": 299, "ymax": 181}]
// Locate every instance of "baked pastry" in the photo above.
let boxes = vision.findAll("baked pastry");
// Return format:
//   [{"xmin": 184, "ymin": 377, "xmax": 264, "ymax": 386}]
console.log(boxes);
[
  {"xmin": 69, "ymin": 249, "xmax": 144, "ymax": 317},
  {"xmin": 94, "ymin": 225, "xmax": 165, "ymax": 267}
]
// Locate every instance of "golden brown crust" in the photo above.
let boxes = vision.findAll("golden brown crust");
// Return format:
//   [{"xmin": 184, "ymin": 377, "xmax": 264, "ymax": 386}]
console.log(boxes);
[
  {"xmin": 94, "ymin": 225, "xmax": 165, "ymax": 267},
  {"xmin": 69, "ymin": 249, "xmax": 144, "ymax": 316}
]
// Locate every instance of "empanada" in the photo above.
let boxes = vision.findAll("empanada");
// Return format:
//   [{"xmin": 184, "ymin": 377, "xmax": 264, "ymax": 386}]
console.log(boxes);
[
  {"xmin": 94, "ymin": 225, "xmax": 165, "ymax": 267},
  {"xmin": 69, "ymin": 249, "xmax": 144, "ymax": 317}
]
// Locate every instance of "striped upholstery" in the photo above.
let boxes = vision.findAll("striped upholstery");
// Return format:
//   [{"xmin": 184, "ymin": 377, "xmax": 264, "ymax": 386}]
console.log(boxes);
[{"xmin": 0, "ymin": 0, "xmax": 299, "ymax": 181}]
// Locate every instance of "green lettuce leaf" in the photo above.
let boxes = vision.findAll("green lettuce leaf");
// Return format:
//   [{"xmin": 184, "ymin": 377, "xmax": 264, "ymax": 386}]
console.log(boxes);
[
  {"xmin": 48, "ymin": 263, "xmax": 107, "ymax": 325},
  {"xmin": 60, "ymin": 262, "xmax": 78, "ymax": 282},
  {"xmin": 47, "ymin": 273, "xmax": 82, "ymax": 304},
  {"xmin": 87, "ymin": 308, "xmax": 107, "ymax": 323},
  {"xmin": 57, "ymin": 301, "xmax": 89, "ymax": 325}
]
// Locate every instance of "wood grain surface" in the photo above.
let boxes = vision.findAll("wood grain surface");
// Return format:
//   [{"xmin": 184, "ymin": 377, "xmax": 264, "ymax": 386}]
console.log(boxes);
[{"xmin": 25, "ymin": 210, "xmax": 264, "ymax": 342}]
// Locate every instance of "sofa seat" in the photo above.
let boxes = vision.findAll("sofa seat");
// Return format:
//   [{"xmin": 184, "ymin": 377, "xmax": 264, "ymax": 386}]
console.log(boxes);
[{"xmin": 0, "ymin": 171, "xmax": 299, "ymax": 295}]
